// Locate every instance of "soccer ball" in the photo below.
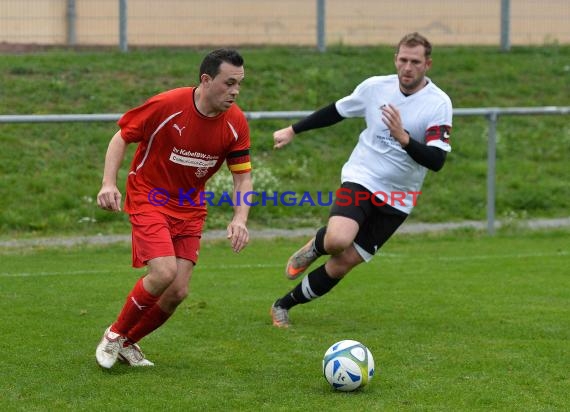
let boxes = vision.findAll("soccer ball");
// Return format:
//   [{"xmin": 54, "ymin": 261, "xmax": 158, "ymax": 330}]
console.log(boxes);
[{"xmin": 322, "ymin": 339, "xmax": 375, "ymax": 391}]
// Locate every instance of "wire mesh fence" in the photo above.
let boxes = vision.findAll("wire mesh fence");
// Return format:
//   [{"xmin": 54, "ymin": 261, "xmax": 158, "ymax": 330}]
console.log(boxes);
[{"xmin": 0, "ymin": 0, "xmax": 569, "ymax": 51}]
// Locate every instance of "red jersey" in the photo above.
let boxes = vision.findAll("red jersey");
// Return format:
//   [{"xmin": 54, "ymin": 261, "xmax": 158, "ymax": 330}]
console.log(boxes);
[{"xmin": 118, "ymin": 87, "xmax": 251, "ymax": 219}]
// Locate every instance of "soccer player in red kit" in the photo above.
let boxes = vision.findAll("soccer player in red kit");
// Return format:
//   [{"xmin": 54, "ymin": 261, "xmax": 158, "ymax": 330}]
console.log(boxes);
[{"xmin": 95, "ymin": 49, "xmax": 252, "ymax": 368}]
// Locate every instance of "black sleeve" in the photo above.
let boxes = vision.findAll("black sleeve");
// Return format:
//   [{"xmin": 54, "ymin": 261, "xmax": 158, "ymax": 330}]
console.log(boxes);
[
  {"xmin": 291, "ymin": 103, "xmax": 345, "ymax": 134},
  {"xmin": 403, "ymin": 138, "xmax": 447, "ymax": 172}
]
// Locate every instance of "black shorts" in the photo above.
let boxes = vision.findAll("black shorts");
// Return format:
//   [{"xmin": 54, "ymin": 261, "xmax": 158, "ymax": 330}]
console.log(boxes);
[{"xmin": 329, "ymin": 182, "xmax": 407, "ymax": 261}]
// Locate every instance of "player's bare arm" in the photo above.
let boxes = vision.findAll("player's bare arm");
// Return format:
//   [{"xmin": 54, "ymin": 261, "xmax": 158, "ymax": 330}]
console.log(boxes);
[
  {"xmin": 97, "ymin": 131, "xmax": 128, "ymax": 212},
  {"xmin": 227, "ymin": 171, "xmax": 252, "ymax": 252}
]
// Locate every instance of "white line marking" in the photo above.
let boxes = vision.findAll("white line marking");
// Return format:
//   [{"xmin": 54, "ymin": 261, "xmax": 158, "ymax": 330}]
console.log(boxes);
[
  {"xmin": 0, "ymin": 269, "xmax": 121, "ymax": 278},
  {"xmin": 0, "ymin": 264, "xmax": 282, "ymax": 278},
  {"xmin": 0, "ymin": 251, "xmax": 566, "ymax": 278},
  {"xmin": 377, "ymin": 251, "xmax": 568, "ymax": 261}
]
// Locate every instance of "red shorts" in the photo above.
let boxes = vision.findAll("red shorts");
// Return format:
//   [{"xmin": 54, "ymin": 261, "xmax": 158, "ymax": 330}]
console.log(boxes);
[{"xmin": 129, "ymin": 211, "xmax": 205, "ymax": 268}]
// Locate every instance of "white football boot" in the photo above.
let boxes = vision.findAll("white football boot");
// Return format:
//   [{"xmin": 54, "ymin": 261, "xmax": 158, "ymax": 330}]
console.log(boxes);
[
  {"xmin": 95, "ymin": 326, "xmax": 127, "ymax": 369},
  {"xmin": 118, "ymin": 342, "xmax": 155, "ymax": 367}
]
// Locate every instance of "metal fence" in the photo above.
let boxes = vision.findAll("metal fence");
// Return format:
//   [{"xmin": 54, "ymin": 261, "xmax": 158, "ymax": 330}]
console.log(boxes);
[
  {"xmin": 1, "ymin": 0, "xmax": 570, "ymax": 52},
  {"xmin": 1, "ymin": 106, "xmax": 569, "ymax": 234}
]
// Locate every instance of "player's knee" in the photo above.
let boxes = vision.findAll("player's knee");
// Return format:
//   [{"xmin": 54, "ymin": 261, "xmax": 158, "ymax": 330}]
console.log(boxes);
[
  {"xmin": 324, "ymin": 232, "xmax": 353, "ymax": 255},
  {"xmin": 326, "ymin": 253, "xmax": 362, "ymax": 278},
  {"xmin": 152, "ymin": 263, "xmax": 178, "ymax": 285},
  {"xmin": 170, "ymin": 286, "xmax": 189, "ymax": 305},
  {"xmin": 160, "ymin": 286, "xmax": 189, "ymax": 311}
]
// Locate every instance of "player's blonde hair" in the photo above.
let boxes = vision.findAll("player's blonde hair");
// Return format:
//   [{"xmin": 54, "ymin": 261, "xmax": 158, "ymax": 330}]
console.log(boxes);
[{"xmin": 396, "ymin": 32, "xmax": 432, "ymax": 58}]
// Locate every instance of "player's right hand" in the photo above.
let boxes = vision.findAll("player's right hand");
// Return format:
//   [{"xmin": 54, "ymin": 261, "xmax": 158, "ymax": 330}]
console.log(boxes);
[
  {"xmin": 273, "ymin": 126, "xmax": 295, "ymax": 149},
  {"xmin": 97, "ymin": 185, "xmax": 122, "ymax": 212}
]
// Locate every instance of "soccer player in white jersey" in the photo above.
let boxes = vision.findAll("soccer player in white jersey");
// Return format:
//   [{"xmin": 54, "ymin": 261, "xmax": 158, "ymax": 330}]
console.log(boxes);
[{"xmin": 270, "ymin": 32, "xmax": 453, "ymax": 328}]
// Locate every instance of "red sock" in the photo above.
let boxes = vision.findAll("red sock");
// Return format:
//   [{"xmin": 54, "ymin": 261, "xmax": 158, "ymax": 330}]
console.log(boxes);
[
  {"xmin": 111, "ymin": 277, "xmax": 160, "ymax": 336},
  {"xmin": 126, "ymin": 304, "xmax": 172, "ymax": 343}
]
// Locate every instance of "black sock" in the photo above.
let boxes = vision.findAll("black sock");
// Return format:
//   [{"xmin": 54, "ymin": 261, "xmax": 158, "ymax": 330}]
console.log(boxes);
[
  {"xmin": 276, "ymin": 265, "xmax": 340, "ymax": 310},
  {"xmin": 314, "ymin": 226, "xmax": 327, "ymax": 255}
]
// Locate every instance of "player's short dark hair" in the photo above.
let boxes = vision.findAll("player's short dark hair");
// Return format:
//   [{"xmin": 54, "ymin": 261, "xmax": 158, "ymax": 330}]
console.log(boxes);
[
  {"xmin": 199, "ymin": 48, "xmax": 244, "ymax": 81},
  {"xmin": 396, "ymin": 32, "xmax": 432, "ymax": 58}
]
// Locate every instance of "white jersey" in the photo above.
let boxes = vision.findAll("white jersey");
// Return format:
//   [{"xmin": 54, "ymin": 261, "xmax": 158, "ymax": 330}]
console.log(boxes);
[{"xmin": 335, "ymin": 74, "xmax": 452, "ymax": 214}]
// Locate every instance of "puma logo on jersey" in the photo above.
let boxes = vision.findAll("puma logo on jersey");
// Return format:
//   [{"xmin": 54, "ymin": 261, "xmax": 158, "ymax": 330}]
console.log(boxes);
[{"xmin": 173, "ymin": 123, "xmax": 186, "ymax": 136}]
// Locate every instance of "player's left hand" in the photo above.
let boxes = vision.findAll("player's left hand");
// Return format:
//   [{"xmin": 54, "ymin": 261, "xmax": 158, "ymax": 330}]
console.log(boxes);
[{"xmin": 227, "ymin": 220, "xmax": 249, "ymax": 253}]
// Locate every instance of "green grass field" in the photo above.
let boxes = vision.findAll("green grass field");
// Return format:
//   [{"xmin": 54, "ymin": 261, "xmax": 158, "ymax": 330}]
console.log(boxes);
[
  {"xmin": 1, "ymin": 43, "xmax": 569, "ymax": 411},
  {"xmin": 1, "ymin": 45, "xmax": 569, "ymax": 236},
  {"xmin": 1, "ymin": 228, "xmax": 569, "ymax": 411}
]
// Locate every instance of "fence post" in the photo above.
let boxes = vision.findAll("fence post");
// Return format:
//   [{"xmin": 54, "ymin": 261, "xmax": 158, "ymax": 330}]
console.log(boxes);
[
  {"xmin": 317, "ymin": 0, "xmax": 326, "ymax": 52},
  {"xmin": 500, "ymin": 0, "xmax": 511, "ymax": 51},
  {"xmin": 119, "ymin": 0, "xmax": 128, "ymax": 52},
  {"xmin": 66, "ymin": 0, "xmax": 76, "ymax": 46},
  {"xmin": 486, "ymin": 112, "xmax": 498, "ymax": 235}
]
